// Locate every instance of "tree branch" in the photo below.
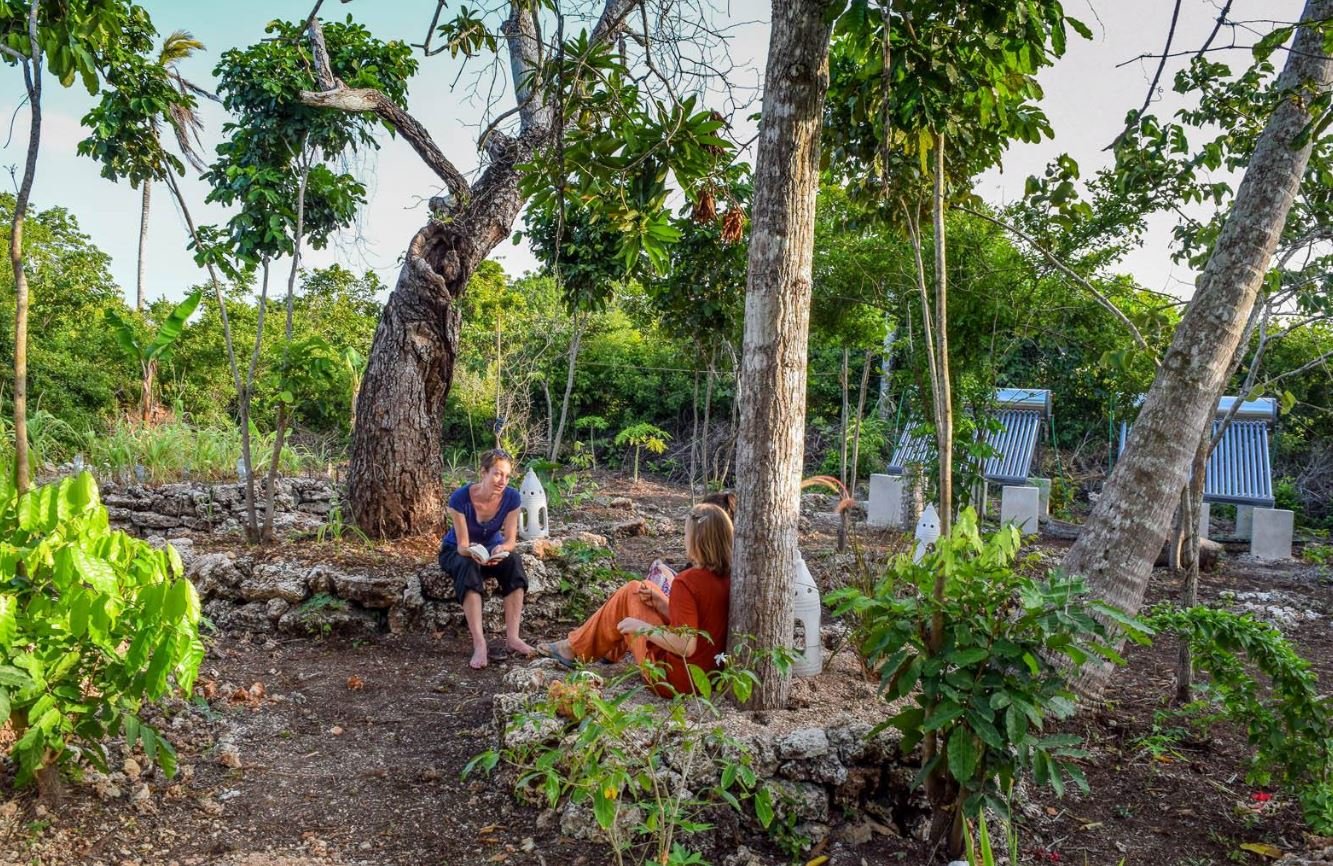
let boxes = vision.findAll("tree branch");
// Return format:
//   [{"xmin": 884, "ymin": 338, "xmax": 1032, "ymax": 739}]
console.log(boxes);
[
  {"xmin": 957, "ymin": 206, "xmax": 1156, "ymax": 360},
  {"xmin": 299, "ymin": 17, "xmax": 470, "ymax": 204}
]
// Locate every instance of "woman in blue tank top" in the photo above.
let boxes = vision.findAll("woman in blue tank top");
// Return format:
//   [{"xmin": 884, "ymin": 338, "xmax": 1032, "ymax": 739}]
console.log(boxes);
[{"xmin": 433, "ymin": 449, "xmax": 533, "ymax": 669}]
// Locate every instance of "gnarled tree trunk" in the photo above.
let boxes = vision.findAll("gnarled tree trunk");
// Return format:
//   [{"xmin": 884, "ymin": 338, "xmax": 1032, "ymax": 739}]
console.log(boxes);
[
  {"xmin": 1065, "ymin": 0, "xmax": 1333, "ymax": 696},
  {"xmin": 348, "ymin": 163, "xmax": 526, "ymax": 537},
  {"xmin": 729, "ymin": 0, "xmax": 836, "ymax": 710},
  {"xmin": 300, "ymin": 3, "xmax": 636, "ymax": 538}
]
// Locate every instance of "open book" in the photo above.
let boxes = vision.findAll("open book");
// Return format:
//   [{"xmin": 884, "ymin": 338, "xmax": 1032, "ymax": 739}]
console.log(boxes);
[{"xmin": 466, "ymin": 543, "xmax": 509, "ymax": 562}]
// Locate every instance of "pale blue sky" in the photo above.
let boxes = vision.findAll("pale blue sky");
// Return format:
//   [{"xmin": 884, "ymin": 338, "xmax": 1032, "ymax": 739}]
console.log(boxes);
[{"xmin": 1, "ymin": 0, "xmax": 1303, "ymax": 306}]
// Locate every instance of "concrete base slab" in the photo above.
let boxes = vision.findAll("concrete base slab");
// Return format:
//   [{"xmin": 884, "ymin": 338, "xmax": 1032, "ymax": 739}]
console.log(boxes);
[
  {"xmin": 868, "ymin": 474, "xmax": 903, "ymax": 529},
  {"xmin": 1251, "ymin": 508, "xmax": 1294, "ymax": 560},
  {"xmin": 1000, "ymin": 485, "xmax": 1039, "ymax": 535},
  {"xmin": 1236, "ymin": 505, "xmax": 1254, "ymax": 540},
  {"xmin": 1031, "ymin": 478, "xmax": 1051, "ymax": 517}
]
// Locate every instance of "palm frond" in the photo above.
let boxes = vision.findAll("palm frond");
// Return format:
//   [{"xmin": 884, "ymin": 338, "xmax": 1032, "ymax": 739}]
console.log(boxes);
[{"xmin": 158, "ymin": 30, "xmax": 205, "ymax": 66}]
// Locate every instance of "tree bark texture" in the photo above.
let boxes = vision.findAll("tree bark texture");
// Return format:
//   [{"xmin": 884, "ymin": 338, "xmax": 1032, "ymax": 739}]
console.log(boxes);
[
  {"xmin": 301, "ymin": 2, "xmax": 637, "ymax": 538},
  {"xmin": 729, "ymin": 0, "xmax": 835, "ymax": 710},
  {"xmin": 137, "ymin": 179, "xmax": 150, "ymax": 311},
  {"xmin": 348, "ymin": 201, "xmax": 520, "ymax": 536},
  {"xmin": 1065, "ymin": 0, "xmax": 1333, "ymax": 696}
]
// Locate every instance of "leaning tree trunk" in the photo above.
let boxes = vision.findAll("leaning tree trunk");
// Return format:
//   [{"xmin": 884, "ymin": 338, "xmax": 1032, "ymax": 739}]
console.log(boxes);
[
  {"xmin": 136, "ymin": 179, "xmax": 150, "ymax": 311},
  {"xmin": 729, "ymin": 0, "xmax": 836, "ymax": 711},
  {"xmin": 1066, "ymin": 0, "xmax": 1333, "ymax": 697},
  {"xmin": 348, "ymin": 164, "xmax": 527, "ymax": 537},
  {"xmin": 549, "ymin": 313, "xmax": 583, "ymax": 462}
]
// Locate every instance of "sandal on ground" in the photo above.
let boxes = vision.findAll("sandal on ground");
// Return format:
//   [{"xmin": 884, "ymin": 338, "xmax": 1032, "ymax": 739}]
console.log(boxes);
[{"xmin": 537, "ymin": 642, "xmax": 577, "ymax": 669}]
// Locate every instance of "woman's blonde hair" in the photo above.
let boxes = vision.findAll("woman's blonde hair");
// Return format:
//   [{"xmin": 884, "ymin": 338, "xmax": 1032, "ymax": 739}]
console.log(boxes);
[{"xmin": 684, "ymin": 503, "xmax": 733, "ymax": 577}]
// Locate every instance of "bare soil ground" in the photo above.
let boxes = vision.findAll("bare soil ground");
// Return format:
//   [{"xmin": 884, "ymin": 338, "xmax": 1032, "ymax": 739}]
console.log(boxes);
[{"xmin": 2, "ymin": 470, "xmax": 1330, "ymax": 866}]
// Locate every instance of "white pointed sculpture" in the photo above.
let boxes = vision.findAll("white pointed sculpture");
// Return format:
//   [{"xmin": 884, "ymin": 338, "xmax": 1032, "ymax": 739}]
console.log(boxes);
[
  {"xmin": 912, "ymin": 503, "xmax": 941, "ymax": 563},
  {"xmin": 791, "ymin": 552, "xmax": 823, "ymax": 677},
  {"xmin": 518, "ymin": 467, "xmax": 549, "ymax": 540}
]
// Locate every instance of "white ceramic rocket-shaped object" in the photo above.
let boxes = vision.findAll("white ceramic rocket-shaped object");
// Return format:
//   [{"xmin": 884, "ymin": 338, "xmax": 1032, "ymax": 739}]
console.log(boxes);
[
  {"xmin": 912, "ymin": 503, "xmax": 941, "ymax": 563},
  {"xmin": 518, "ymin": 468, "xmax": 549, "ymax": 540}
]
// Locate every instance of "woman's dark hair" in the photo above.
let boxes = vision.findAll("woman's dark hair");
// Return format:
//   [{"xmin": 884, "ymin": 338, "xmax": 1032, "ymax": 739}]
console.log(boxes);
[
  {"xmin": 700, "ymin": 491, "xmax": 736, "ymax": 521},
  {"xmin": 480, "ymin": 449, "xmax": 513, "ymax": 472}
]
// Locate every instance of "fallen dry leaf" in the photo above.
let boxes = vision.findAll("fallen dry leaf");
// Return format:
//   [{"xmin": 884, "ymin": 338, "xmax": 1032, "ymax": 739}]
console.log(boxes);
[
  {"xmin": 329, "ymin": 725, "xmax": 344, "ymax": 736},
  {"xmin": 347, "ymin": 675, "xmax": 364, "ymax": 691},
  {"xmin": 1239, "ymin": 843, "xmax": 1284, "ymax": 860}
]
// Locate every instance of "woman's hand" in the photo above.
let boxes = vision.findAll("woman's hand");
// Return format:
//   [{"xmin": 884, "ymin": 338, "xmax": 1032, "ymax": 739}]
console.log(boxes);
[
  {"xmin": 635, "ymin": 582, "xmax": 669, "ymax": 618},
  {"xmin": 617, "ymin": 616, "xmax": 651, "ymax": 636}
]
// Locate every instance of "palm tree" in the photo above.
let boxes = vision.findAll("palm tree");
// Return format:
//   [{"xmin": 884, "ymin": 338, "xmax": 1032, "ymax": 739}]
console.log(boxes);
[{"xmin": 136, "ymin": 31, "xmax": 212, "ymax": 310}]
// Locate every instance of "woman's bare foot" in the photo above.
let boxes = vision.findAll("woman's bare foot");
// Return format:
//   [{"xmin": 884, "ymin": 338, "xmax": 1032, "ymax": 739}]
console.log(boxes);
[
  {"xmin": 469, "ymin": 646, "xmax": 488, "ymax": 670},
  {"xmin": 507, "ymin": 637, "xmax": 536, "ymax": 657}
]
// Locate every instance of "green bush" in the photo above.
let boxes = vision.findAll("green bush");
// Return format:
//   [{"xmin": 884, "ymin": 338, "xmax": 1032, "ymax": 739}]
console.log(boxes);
[
  {"xmin": 1146, "ymin": 605, "xmax": 1333, "ymax": 833},
  {"xmin": 830, "ymin": 508, "xmax": 1147, "ymax": 850},
  {"xmin": 0, "ymin": 472, "xmax": 204, "ymax": 786},
  {"xmin": 469, "ymin": 657, "xmax": 774, "ymax": 866}
]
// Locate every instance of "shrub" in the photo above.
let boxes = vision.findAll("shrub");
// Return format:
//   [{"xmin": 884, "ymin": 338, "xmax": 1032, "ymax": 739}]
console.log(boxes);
[
  {"xmin": 469, "ymin": 656, "xmax": 776, "ymax": 866},
  {"xmin": 615, "ymin": 422, "xmax": 671, "ymax": 483},
  {"xmin": 829, "ymin": 508, "xmax": 1147, "ymax": 853},
  {"xmin": 0, "ymin": 472, "xmax": 204, "ymax": 790},
  {"xmin": 1147, "ymin": 605, "xmax": 1333, "ymax": 833}
]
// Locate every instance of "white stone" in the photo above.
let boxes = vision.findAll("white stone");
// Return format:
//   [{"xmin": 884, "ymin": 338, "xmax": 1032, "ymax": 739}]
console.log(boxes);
[
  {"xmin": 1251, "ymin": 508, "xmax": 1294, "ymax": 561},
  {"xmin": 867, "ymin": 474, "xmax": 902, "ymax": 528},
  {"xmin": 1236, "ymin": 505, "xmax": 1254, "ymax": 539},
  {"xmin": 1000, "ymin": 485, "xmax": 1039, "ymax": 535}
]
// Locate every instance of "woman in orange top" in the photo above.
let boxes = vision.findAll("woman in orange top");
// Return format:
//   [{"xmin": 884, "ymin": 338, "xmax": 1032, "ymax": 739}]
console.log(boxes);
[{"xmin": 539, "ymin": 503, "xmax": 732, "ymax": 697}]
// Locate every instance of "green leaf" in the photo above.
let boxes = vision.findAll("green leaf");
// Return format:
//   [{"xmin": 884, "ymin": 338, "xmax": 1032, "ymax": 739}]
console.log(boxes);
[
  {"xmin": 947, "ymin": 728, "xmax": 980, "ymax": 782},
  {"xmin": 592, "ymin": 787, "xmax": 617, "ymax": 829},
  {"xmin": 0, "ymin": 595, "xmax": 16, "ymax": 648},
  {"xmin": 0, "ymin": 664, "xmax": 32, "ymax": 689},
  {"xmin": 688, "ymin": 664, "xmax": 712, "ymax": 700},
  {"xmin": 922, "ymin": 701, "xmax": 964, "ymax": 732},
  {"xmin": 754, "ymin": 785, "xmax": 775, "ymax": 828}
]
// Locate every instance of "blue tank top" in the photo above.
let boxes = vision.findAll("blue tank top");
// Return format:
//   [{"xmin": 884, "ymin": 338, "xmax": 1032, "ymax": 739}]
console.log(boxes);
[{"xmin": 441, "ymin": 484, "xmax": 521, "ymax": 549}]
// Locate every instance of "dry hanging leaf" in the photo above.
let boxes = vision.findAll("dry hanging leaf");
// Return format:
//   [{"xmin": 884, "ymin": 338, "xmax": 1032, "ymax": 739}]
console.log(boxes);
[
  {"xmin": 692, "ymin": 187, "xmax": 717, "ymax": 224},
  {"xmin": 720, "ymin": 208, "xmax": 745, "ymax": 245}
]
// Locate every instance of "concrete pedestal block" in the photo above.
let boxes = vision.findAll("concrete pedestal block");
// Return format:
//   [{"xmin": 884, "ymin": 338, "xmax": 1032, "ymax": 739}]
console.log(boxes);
[
  {"xmin": 1031, "ymin": 478, "xmax": 1051, "ymax": 517},
  {"xmin": 1251, "ymin": 508, "xmax": 1293, "ymax": 560},
  {"xmin": 1000, "ymin": 486, "xmax": 1039, "ymax": 535},
  {"xmin": 1198, "ymin": 502, "xmax": 1211, "ymax": 541},
  {"xmin": 1236, "ymin": 505, "xmax": 1254, "ymax": 540},
  {"xmin": 868, "ymin": 474, "xmax": 903, "ymax": 529}
]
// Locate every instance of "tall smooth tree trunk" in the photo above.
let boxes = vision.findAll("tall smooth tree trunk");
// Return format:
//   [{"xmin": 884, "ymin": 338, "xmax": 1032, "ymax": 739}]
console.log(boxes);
[
  {"xmin": 701, "ymin": 353, "xmax": 715, "ymax": 485},
  {"xmin": 877, "ymin": 323, "xmax": 896, "ymax": 421},
  {"xmin": 239, "ymin": 262, "xmax": 272, "ymax": 543},
  {"xmin": 264, "ymin": 156, "xmax": 309, "ymax": 542},
  {"xmin": 136, "ymin": 179, "xmax": 150, "ymax": 311},
  {"xmin": 550, "ymin": 314, "xmax": 583, "ymax": 461},
  {"xmin": 1066, "ymin": 0, "xmax": 1333, "ymax": 696},
  {"xmin": 838, "ymin": 348, "xmax": 850, "ymax": 551},
  {"xmin": 932, "ymin": 134, "xmax": 952, "ymax": 535},
  {"xmin": 729, "ymin": 0, "xmax": 836, "ymax": 710},
  {"xmin": 9, "ymin": 22, "xmax": 41, "ymax": 496},
  {"xmin": 850, "ymin": 348, "xmax": 872, "ymax": 497},
  {"xmin": 689, "ymin": 370, "xmax": 701, "ymax": 497}
]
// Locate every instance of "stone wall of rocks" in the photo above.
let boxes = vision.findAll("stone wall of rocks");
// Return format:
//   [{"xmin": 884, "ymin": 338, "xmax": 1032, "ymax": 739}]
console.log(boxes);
[
  {"xmin": 102, "ymin": 477, "xmax": 339, "ymax": 538},
  {"xmin": 172, "ymin": 536, "xmax": 578, "ymax": 639},
  {"xmin": 489, "ymin": 661, "xmax": 923, "ymax": 855}
]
